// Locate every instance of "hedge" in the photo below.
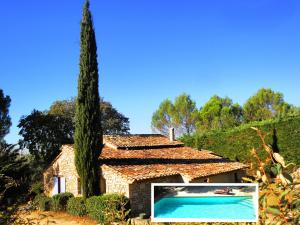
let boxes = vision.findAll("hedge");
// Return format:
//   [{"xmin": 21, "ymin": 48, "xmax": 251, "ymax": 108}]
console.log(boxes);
[
  {"xmin": 67, "ymin": 197, "xmax": 86, "ymax": 216},
  {"xmin": 51, "ymin": 192, "xmax": 74, "ymax": 211},
  {"xmin": 181, "ymin": 116, "xmax": 300, "ymax": 166},
  {"xmin": 86, "ymin": 193, "xmax": 130, "ymax": 224}
]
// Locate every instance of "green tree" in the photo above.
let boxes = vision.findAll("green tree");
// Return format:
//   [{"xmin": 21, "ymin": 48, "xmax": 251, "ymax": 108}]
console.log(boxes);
[
  {"xmin": 151, "ymin": 94, "xmax": 198, "ymax": 136},
  {"xmin": 49, "ymin": 98, "xmax": 76, "ymax": 122},
  {"xmin": 0, "ymin": 143, "xmax": 28, "ymax": 204},
  {"xmin": 173, "ymin": 93, "xmax": 198, "ymax": 135},
  {"xmin": 243, "ymin": 88, "xmax": 295, "ymax": 122},
  {"xmin": 49, "ymin": 98, "xmax": 130, "ymax": 134},
  {"xmin": 100, "ymin": 100, "xmax": 129, "ymax": 134},
  {"xmin": 74, "ymin": 0, "xmax": 102, "ymax": 198},
  {"xmin": 197, "ymin": 95, "xmax": 243, "ymax": 132},
  {"xmin": 0, "ymin": 89, "xmax": 11, "ymax": 142},
  {"xmin": 151, "ymin": 99, "xmax": 175, "ymax": 135},
  {"xmin": 18, "ymin": 110, "xmax": 74, "ymax": 165}
]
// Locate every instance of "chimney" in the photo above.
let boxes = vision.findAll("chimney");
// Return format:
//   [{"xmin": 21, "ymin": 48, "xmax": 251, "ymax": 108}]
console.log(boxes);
[{"xmin": 169, "ymin": 127, "xmax": 175, "ymax": 142}]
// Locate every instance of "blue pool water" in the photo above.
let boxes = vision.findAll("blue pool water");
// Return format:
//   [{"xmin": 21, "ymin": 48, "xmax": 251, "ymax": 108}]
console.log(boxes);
[{"xmin": 154, "ymin": 196, "xmax": 255, "ymax": 220}]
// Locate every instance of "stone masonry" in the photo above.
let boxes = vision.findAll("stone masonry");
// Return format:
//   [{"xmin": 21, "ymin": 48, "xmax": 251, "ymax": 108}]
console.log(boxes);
[{"xmin": 43, "ymin": 145, "xmax": 79, "ymax": 196}]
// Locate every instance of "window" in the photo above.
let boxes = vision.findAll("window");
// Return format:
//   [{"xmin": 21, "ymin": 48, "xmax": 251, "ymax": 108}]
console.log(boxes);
[{"xmin": 53, "ymin": 176, "xmax": 66, "ymax": 195}]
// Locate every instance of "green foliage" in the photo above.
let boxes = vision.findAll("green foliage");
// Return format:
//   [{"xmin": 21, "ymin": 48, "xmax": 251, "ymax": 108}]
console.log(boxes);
[
  {"xmin": 243, "ymin": 88, "xmax": 299, "ymax": 122},
  {"xmin": 197, "ymin": 95, "xmax": 243, "ymax": 133},
  {"xmin": 0, "ymin": 89, "xmax": 11, "ymax": 142},
  {"xmin": 244, "ymin": 128, "xmax": 300, "ymax": 224},
  {"xmin": 152, "ymin": 93, "xmax": 198, "ymax": 136},
  {"xmin": 33, "ymin": 194, "xmax": 51, "ymax": 211},
  {"xmin": 66, "ymin": 197, "xmax": 86, "ymax": 216},
  {"xmin": 50, "ymin": 192, "xmax": 74, "ymax": 211},
  {"xmin": 151, "ymin": 99, "xmax": 175, "ymax": 135},
  {"xmin": 18, "ymin": 110, "xmax": 74, "ymax": 165},
  {"xmin": 29, "ymin": 181, "xmax": 44, "ymax": 195},
  {"xmin": 173, "ymin": 93, "xmax": 198, "ymax": 135},
  {"xmin": 181, "ymin": 116, "xmax": 300, "ymax": 166},
  {"xmin": 74, "ymin": 0, "xmax": 102, "ymax": 198},
  {"xmin": 86, "ymin": 193, "xmax": 130, "ymax": 224},
  {"xmin": 0, "ymin": 143, "xmax": 29, "ymax": 204},
  {"xmin": 100, "ymin": 99, "xmax": 130, "ymax": 134},
  {"xmin": 49, "ymin": 98, "xmax": 130, "ymax": 134}
]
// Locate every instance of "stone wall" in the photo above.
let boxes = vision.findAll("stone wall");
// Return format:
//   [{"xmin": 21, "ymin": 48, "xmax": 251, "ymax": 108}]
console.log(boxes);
[
  {"xmin": 129, "ymin": 175, "xmax": 184, "ymax": 216},
  {"xmin": 100, "ymin": 166, "xmax": 130, "ymax": 196},
  {"xmin": 43, "ymin": 145, "xmax": 79, "ymax": 196}
]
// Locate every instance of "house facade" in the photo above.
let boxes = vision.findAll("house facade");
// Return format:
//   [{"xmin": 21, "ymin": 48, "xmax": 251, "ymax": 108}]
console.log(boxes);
[{"xmin": 43, "ymin": 134, "xmax": 247, "ymax": 215}]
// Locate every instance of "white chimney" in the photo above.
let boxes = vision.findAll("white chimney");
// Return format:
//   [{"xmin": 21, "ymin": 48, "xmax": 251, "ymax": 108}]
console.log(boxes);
[{"xmin": 169, "ymin": 127, "xmax": 175, "ymax": 142}]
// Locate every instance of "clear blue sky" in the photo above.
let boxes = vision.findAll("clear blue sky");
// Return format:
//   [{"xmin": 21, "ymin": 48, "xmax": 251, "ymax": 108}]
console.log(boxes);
[{"xmin": 1, "ymin": 0, "xmax": 300, "ymax": 144}]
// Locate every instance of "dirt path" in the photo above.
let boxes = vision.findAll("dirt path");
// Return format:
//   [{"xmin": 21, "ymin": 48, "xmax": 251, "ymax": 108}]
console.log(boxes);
[{"xmin": 15, "ymin": 210, "xmax": 98, "ymax": 225}]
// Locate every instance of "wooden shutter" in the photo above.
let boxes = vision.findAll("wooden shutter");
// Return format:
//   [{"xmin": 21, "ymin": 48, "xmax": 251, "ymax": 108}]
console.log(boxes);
[{"xmin": 60, "ymin": 177, "xmax": 66, "ymax": 193}]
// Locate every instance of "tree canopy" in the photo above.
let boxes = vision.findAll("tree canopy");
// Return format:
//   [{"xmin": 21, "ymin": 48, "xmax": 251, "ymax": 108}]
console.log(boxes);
[
  {"xmin": 0, "ymin": 89, "xmax": 11, "ymax": 142},
  {"xmin": 173, "ymin": 93, "xmax": 198, "ymax": 135},
  {"xmin": 18, "ymin": 110, "xmax": 74, "ymax": 164},
  {"xmin": 151, "ymin": 93, "xmax": 198, "ymax": 136},
  {"xmin": 243, "ymin": 88, "xmax": 298, "ymax": 122},
  {"xmin": 151, "ymin": 99, "xmax": 175, "ymax": 136},
  {"xmin": 152, "ymin": 88, "xmax": 300, "ymax": 137},
  {"xmin": 49, "ymin": 98, "xmax": 130, "ymax": 134},
  {"xmin": 197, "ymin": 95, "xmax": 243, "ymax": 133}
]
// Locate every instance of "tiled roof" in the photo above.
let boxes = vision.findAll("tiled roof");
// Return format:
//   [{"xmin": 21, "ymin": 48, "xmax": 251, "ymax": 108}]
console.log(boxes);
[
  {"xmin": 103, "ymin": 134, "xmax": 183, "ymax": 149},
  {"xmin": 101, "ymin": 163, "xmax": 245, "ymax": 183},
  {"xmin": 99, "ymin": 144, "xmax": 247, "ymax": 183}
]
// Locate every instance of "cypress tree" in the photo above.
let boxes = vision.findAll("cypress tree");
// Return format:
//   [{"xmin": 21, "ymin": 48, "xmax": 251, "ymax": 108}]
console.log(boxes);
[{"xmin": 74, "ymin": 0, "xmax": 102, "ymax": 198}]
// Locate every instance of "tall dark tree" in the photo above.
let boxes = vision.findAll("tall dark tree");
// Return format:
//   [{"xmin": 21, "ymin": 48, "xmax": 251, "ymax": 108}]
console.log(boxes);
[
  {"xmin": 0, "ymin": 89, "xmax": 11, "ymax": 142},
  {"xmin": 74, "ymin": 0, "xmax": 102, "ymax": 198}
]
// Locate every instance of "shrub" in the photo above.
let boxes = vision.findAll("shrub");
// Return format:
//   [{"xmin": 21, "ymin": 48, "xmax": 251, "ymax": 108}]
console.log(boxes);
[
  {"xmin": 50, "ymin": 192, "xmax": 74, "ymax": 211},
  {"xmin": 86, "ymin": 193, "xmax": 130, "ymax": 224},
  {"xmin": 67, "ymin": 197, "xmax": 86, "ymax": 216},
  {"xmin": 29, "ymin": 181, "xmax": 44, "ymax": 195},
  {"xmin": 33, "ymin": 194, "xmax": 51, "ymax": 211}
]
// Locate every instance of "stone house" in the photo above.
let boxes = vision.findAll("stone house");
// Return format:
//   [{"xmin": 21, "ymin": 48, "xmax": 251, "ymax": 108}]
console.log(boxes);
[{"xmin": 43, "ymin": 132, "xmax": 247, "ymax": 215}]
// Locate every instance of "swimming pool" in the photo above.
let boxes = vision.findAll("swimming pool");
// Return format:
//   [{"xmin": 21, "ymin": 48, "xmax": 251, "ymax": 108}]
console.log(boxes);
[{"xmin": 154, "ymin": 196, "xmax": 256, "ymax": 220}]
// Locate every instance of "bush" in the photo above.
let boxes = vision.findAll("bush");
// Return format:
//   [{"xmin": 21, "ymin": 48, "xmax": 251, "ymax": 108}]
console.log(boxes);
[
  {"xmin": 67, "ymin": 197, "xmax": 86, "ymax": 216},
  {"xmin": 86, "ymin": 193, "xmax": 130, "ymax": 224},
  {"xmin": 50, "ymin": 192, "xmax": 74, "ymax": 211},
  {"xmin": 29, "ymin": 181, "xmax": 44, "ymax": 195},
  {"xmin": 33, "ymin": 194, "xmax": 51, "ymax": 211},
  {"xmin": 181, "ymin": 116, "xmax": 300, "ymax": 166}
]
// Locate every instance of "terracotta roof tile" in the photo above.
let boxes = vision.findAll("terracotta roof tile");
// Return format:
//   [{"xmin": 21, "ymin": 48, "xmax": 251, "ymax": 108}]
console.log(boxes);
[
  {"xmin": 103, "ymin": 134, "xmax": 183, "ymax": 149},
  {"xmin": 99, "ymin": 144, "xmax": 247, "ymax": 182},
  {"xmin": 102, "ymin": 162, "xmax": 245, "ymax": 183}
]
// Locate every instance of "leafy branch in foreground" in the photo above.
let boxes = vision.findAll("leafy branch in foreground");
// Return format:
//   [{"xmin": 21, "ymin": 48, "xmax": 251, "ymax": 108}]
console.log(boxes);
[{"xmin": 243, "ymin": 127, "xmax": 300, "ymax": 225}]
